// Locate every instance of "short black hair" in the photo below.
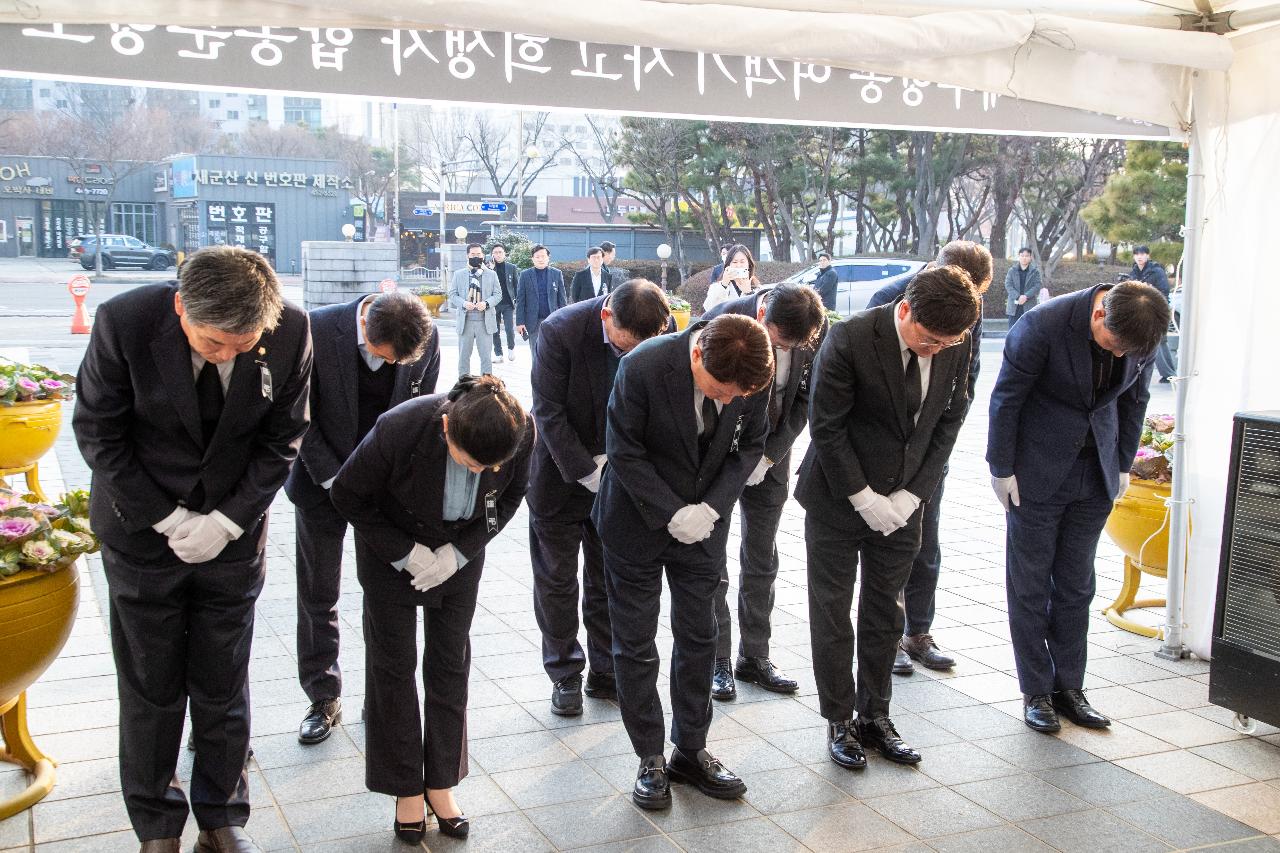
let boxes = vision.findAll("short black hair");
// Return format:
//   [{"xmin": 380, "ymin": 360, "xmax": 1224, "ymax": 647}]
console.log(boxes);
[
  {"xmin": 364, "ymin": 291, "xmax": 434, "ymax": 363},
  {"xmin": 599, "ymin": 241, "xmax": 616, "ymax": 252},
  {"xmin": 443, "ymin": 374, "xmax": 529, "ymax": 467},
  {"xmin": 1104, "ymin": 281, "xmax": 1171, "ymax": 355},
  {"xmin": 763, "ymin": 284, "xmax": 824, "ymax": 349},
  {"xmin": 816, "ymin": 251, "xmax": 831, "ymax": 261},
  {"xmin": 586, "ymin": 246, "xmax": 603, "ymax": 259},
  {"xmin": 936, "ymin": 240, "xmax": 994, "ymax": 294},
  {"xmin": 466, "ymin": 243, "xmax": 484, "ymax": 253},
  {"xmin": 608, "ymin": 279, "xmax": 671, "ymax": 340},
  {"xmin": 491, "ymin": 242, "xmax": 507, "ymax": 251},
  {"xmin": 1133, "ymin": 244, "xmax": 1151, "ymax": 255},
  {"xmin": 904, "ymin": 265, "xmax": 980, "ymax": 336},
  {"xmin": 1018, "ymin": 247, "xmax": 1033, "ymax": 255},
  {"xmin": 699, "ymin": 314, "xmax": 774, "ymax": 395},
  {"xmin": 531, "ymin": 244, "xmax": 549, "ymax": 257}
]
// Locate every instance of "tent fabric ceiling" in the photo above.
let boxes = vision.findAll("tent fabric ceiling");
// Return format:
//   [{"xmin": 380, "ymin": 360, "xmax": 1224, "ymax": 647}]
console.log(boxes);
[{"xmin": 0, "ymin": 1, "xmax": 1244, "ymax": 129}]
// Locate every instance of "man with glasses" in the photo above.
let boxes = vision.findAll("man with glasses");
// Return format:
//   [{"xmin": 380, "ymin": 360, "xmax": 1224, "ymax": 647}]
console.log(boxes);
[
  {"xmin": 796, "ymin": 266, "xmax": 978, "ymax": 773},
  {"xmin": 701, "ymin": 284, "xmax": 826, "ymax": 700}
]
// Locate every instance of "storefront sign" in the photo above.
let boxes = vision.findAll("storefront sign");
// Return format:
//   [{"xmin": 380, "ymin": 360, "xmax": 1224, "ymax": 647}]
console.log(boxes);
[
  {"xmin": 0, "ymin": 162, "xmax": 33, "ymax": 182},
  {"xmin": 0, "ymin": 24, "xmax": 1174, "ymax": 139},
  {"xmin": 206, "ymin": 200, "xmax": 275, "ymax": 261}
]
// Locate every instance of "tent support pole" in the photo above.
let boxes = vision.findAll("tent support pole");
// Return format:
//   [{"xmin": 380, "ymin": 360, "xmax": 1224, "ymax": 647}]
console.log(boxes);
[{"xmin": 1158, "ymin": 105, "xmax": 1202, "ymax": 661}]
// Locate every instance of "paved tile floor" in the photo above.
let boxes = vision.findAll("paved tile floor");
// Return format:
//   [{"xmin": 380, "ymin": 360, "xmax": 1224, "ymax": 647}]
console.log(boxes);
[{"xmin": 3, "ymin": 323, "xmax": 1280, "ymax": 853}]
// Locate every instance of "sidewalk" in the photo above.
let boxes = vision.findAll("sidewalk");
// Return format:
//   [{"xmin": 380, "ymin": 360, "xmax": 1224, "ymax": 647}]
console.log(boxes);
[{"xmin": 1, "ymin": 332, "xmax": 1278, "ymax": 852}]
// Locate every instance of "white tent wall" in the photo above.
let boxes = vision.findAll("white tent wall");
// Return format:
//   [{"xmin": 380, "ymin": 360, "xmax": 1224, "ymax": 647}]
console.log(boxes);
[{"xmin": 1181, "ymin": 27, "xmax": 1280, "ymax": 659}]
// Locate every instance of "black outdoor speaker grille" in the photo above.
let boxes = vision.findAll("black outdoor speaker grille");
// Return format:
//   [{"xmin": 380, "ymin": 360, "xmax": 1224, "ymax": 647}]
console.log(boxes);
[{"xmin": 1220, "ymin": 422, "xmax": 1280, "ymax": 658}]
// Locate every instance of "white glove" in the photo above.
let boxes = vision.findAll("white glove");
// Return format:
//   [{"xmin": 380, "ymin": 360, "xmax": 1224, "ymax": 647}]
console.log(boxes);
[
  {"xmin": 888, "ymin": 490, "xmax": 921, "ymax": 521},
  {"xmin": 849, "ymin": 487, "xmax": 907, "ymax": 536},
  {"xmin": 1116, "ymin": 472, "xmax": 1130, "ymax": 501},
  {"xmin": 745, "ymin": 456, "xmax": 773, "ymax": 487},
  {"xmin": 169, "ymin": 512, "xmax": 237, "ymax": 564},
  {"xmin": 153, "ymin": 505, "xmax": 193, "ymax": 537},
  {"xmin": 578, "ymin": 454, "xmax": 608, "ymax": 494},
  {"xmin": 404, "ymin": 543, "xmax": 462, "ymax": 592},
  {"xmin": 992, "ymin": 475, "xmax": 1021, "ymax": 511},
  {"xmin": 667, "ymin": 503, "xmax": 719, "ymax": 544}
]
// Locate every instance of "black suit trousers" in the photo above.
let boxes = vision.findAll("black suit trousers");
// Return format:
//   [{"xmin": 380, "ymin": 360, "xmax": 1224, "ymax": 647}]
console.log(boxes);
[
  {"xmin": 806, "ymin": 513, "xmax": 920, "ymax": 721},
  {"xmin": 529, "ymin": 505, "xmax": 613, "ymax": 682},
  {"xmin": 360, "ymin": 558, "xmax": 480, "ymax": 794},
  {"xmin": 903, "ymin": 468, "xmax": 946, "ymax": 636},
  {"xmin": 1005, "ymin": 454, "xmax": 1112, "ymax": 695},
  {"xmin": 103, "ymin": 546, "xmax": 264, "ymax": 841},
  {"xmin": 294, "ymin": 494, "xmax": 347, "ymax": 703},
  {"xmin": 713, "ymin": 475, "xmax": 788, "ymax": 659},
  {"xmin": 603, "ymin": 541, "xmax": 719, "ymax": 758}
]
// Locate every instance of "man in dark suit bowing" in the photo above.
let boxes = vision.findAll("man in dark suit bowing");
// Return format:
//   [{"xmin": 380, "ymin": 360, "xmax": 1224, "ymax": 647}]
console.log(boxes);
[
  {"xmin": 593, "ymin": 313, "xmax": 774, "ymax": 810},
  {"xmin": 796, "ymin": 265, "xmax": 977, "ymax": 773},
  {"xmin": 74, "ymin": 246, "xmax": 312, "ymax": 853},
  {"xmin": 988, "ymin": 281, "xmax": 1168, "ymax": 734},
  {"xmin": 284, "ymin": 290, "xmax": 438, "ymax": 745},
  {"xmin": 701, "ymin": 283, "xmax": 826, "ymax": 700},
  {"xmin": 528, "ymin": 279, "xmax": 673, "ymax": 717},
  {"xmin": 570, "ymin": 246, "xmax": 613, "ymax": 303}
]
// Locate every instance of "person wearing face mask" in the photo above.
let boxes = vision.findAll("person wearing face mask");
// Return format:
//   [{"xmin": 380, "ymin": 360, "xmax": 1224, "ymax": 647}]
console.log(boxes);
[
  {"xmin": 703, "ymin": 244, "xmax": 760, "ymax": 311},
  {"xmin": 330, "ymin": 375, "xmax": 534, "ymax": 844},
  {"xmin": 449, "ymin": 243, "xmax": 502, "ymax": 376}
]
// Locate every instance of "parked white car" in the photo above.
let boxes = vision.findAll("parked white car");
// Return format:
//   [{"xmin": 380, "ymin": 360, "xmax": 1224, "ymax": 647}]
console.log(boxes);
[{"xmin": 783, "ymin": 257, "xmax": 927, "ymax": 316}]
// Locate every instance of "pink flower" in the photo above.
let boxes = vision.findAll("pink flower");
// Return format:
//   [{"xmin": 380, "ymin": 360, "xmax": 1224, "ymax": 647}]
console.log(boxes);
[
  {"xmin": 0, "ymin": 517, "xmax": 38, "ymax": 540},
  {"xmin": 21, "ymin": 539, "xmax": 57, "ymax": 564},
  {"xmin": 16, "ymin": 377, "xmax": 38, "ymax": 391}
]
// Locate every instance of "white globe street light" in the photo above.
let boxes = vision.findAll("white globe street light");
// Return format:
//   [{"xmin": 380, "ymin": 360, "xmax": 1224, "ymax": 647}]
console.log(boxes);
[
  {"xmin": 657, "ymin": 242, "xmax": 673, "ymax": 291},
  {"xmin": 341, "ymin": 223, "xmax": 356, "ymax": 242},
  {"xmin": 454, "ymin": 225, "xmax": 468, "ymax": 241}
]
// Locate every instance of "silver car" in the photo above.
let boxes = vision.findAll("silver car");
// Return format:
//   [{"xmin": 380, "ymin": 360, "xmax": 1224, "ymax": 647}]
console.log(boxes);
[{"xmin": 784, "ymin": 257, "xmax": 927, "ymax": 316}]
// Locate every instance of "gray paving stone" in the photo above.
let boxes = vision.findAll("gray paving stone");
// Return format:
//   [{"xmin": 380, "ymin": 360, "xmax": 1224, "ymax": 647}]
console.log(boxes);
[
  {"xmin": 524, "ymin": 794, "xmax": 657, "ymax": 849},
  {"xmin": 425, "ymin": 809, "xmax": 553, "ymax": 853},
  {"xmin": 928, "ymin": 823, "xmax": 1055, "ymax": 853},
  {"xmin": 1107, "ymin": 794, "xmax": 1262, "ymax": 848},
  {"xmin": 637, "ymin": 784, "xmax": 759, "ymax": 833},
  {"xmin": 1019, "ymin": 808, "xmax": 1172, "ymax": 853},
  {"xmin": 1192, "ymin": 737, "xmax": 1280, "ymax": 781},
  {"xmin": 863, "ymin": 786, "xmax": 1003, "ymax": 838},
  {"xmin": 952, "ymin": 773, "xmax": 1091, "ymax": 822},
  {"xmin": 739, "ymin": 765, "xmax": 849, "ymax": 815},
  {"xmin": 469, "ymin": 730, "xmax": 577, "ymax": 773},
  {"xmin": 279, "ymin": 790, "xmax": 390, "ymax": 845},
  {"xmin": 1034, "ymin": 760, "xmax": 1172, "ymax": 806},
  {"xmin": 807, "ymin": 754, "xmax": 940, "ymax": 800},
  {"xmin": 261, "ymin": 756, "xmax": 367, "ymax": 804},
  {"xmin": 566, "ymin": 836, "xmax": 679, "ymax": 853},
  {"xmin": 772, "ymin": 802, "xmax": 913, "ymax": 852},
  {"xmin": 490, "ymin": 759, "xmax": 615, "ymax": 810},
  {"xmin": 920, "ymin": 704, "xmax": 1030, "ymax": 741},
  {"xmin": 669, "ymin": 815, "xmax": 807, "ymax": 852},
  {"xmin": 973, "ymin": 731, "xmax": 1101, "ymax": 771},
  {"xmin": 913, "ymin": 740, "xmax": 1020, "ymax": 786}
]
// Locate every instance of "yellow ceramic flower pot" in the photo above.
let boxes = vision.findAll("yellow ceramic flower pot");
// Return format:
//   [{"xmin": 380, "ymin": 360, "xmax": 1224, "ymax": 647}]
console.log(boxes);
[
  {"xmin": 1103, "ymin": 477, "xmax": 1179, "ymax": 638},
  {"xmin": 0, "ymin": 400, "xmax": 62, "ymax": 471},
  {"xmin": 419, "ymin": 293, "xmax": 446, "ymax": 318},
  {"xmin": 672, "ymin": 310, "xmax": 691, "ymax": 331}
]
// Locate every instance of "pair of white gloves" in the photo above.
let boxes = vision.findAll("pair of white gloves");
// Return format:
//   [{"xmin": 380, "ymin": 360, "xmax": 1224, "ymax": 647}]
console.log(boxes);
[
  {"xmin": 153, "ymin": 507, "xmax": 240, "ymax": 564},
  {"xmin": 668, "ymin": 503, "xmax": 720, "ymax": 544},
  {"xmin": 402, "ymin": 542, "xmax": 461, "ymax": 592},
  {"xmin": 578, "ymin": 454, "xmax": 609, "ymax": 494},
  {"xmin": 849, "ymin": 486, "xmax": 921, "ymax": 536},
  {"xmin": 991, "ymin": 472, "xmax": 1130, "ymax": 510}
]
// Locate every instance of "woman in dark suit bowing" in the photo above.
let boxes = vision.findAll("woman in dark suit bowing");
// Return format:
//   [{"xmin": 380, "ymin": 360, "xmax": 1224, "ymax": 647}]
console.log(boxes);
[{"xmin": 331, "ymin": 374, "xmax": 533, "ymax": 843}]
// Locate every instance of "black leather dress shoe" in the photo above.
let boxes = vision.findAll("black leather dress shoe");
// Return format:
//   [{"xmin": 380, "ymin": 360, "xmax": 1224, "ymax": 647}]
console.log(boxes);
[
  {"xmin": 426, "ymin": 796, "xmax": 469, "ymax": 839},
  {"xmin": 1024, "ymin": 694, "xmax": 1062, "ymax": 733},
  {"xmin": 734, "ymin": 656, "xmax": 798, "ymax": 693},
  {"xmin": 668, "ymin": 747, "xmax": 747, "ymax": 799},
  {"xmin": 856, "ymin": 716, "xmax": 921, "ymax": 764},
  {"xmin": 584, "ymin": 670, "xmax": 618, "ymax": 700},
  {"xmin": 1052, "ymin": 689, "xmax": 1111, "ymax": 729},
  {"xmin": 139, "ymin": 839, "xmax": 180, "ymax": 853},
  {"xmin": 298, "ymin": 697, "xmax": 342, "ymax": 744},
  {"xmin": 551, "ymin": 674, "xmax": 583, "ymax": 716},
  {"xmin": 826, "ymin": 719, "xmax": 866, "ymax": 770},
  {"xmin": 711, "ymin": 658, "xmax": 737, "ymax": 700},
  {"xmin": 901, "ymin": 634, "xmax": 956, "ymax": 671},
  {"xmin": 632, "ymin": 754, "xmax": 671, "ymax": 810},
  {"xmin": 194, "ymin": 826, "xmax": 262, "ymax": 853},
  {"xmin": 892, "ymin": 646, "xmax": 915, "ymax": 675}
]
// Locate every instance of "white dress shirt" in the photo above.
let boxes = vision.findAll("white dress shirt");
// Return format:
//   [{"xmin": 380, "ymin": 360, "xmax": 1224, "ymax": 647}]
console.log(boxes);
[
  {"xmin": 355, "ymin": 294, "xmax": 387, "ymax": 371},
  {"xmin": 892, "ymin": 310, "xmax": 931, "ymax": 424}
]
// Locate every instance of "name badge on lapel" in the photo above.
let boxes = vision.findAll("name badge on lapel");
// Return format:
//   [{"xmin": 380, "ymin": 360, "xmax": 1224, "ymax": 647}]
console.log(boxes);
[
  {"xmin": 484, "ymin": 489, "xmax": 499, "ymax": 533},
  {"xmin": 799, "ymin": 361, "xmax": 811, "ymax": 393},
  {"xmin": 255, "ymin": 354, "xmax": 273, "ymax": 401},
  {"xmin": 943, "ymin": 376, "xmax": 958, "ymax": 413},
  {"xmin": 729, "ymin": 414, "xmax": 745, "ymax": 453},
  {"xmin": 409, "ymin": 376, "xmax": 422, "ymax": 397}
]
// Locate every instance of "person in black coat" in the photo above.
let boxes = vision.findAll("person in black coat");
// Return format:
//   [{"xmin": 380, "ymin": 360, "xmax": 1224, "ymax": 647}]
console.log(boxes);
[
  {"xmin": 701, "ymin": 284, "xmax": 826, "ymax": 700},
  {"xmin": 1128, "ymin": 244, "xmax": 1176, "ymax": 382},
  {"xmin": 490, "ymin": 242, "xmax": 521, "ymax": 362},
  {"xmin": 988, "ymin": 282, "xmax": 1167, "ymax": 734},
  {"xmin": 864, "ymin": 241, "xmax": 993, "ymax": 676},
  {"xmin": 592, "ymin": 314, "xmax": 774, "ymax": 811},
  {"xmin": 330, "ymin": 375, "xmax": 533, "ymax": 844},
  {"xmin": 515, "ymin": 244, "xmax": 568, "ymax": 361},
  {"xmin": 570, "ymin": 246, "xmax": 614, "ymax": 303},
  {"xmin": 283, "ymin": 291, "xmax": 438, "ymax": 745},
  {"xmin": 73, "ymin": 247, "xmax": 312, "ymax": 853},
  {"xmin": 528, "ymin": 280, "xmax": 673, "ymax": 716},
  {"xmin": 796, "ymin": 266, "xmax": 977, "ymax": 773},
  {"xmin": 813, "ymin": 251, "xmax": 839, "ymax": 311}
]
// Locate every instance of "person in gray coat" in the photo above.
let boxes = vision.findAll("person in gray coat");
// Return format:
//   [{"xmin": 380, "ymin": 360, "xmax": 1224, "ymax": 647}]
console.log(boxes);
[
  {"xmin": 1004, "ymin": 248, "xmax": 1042, "ymax": 327},
  {"xmin": 450, "ymin": 243, "xmax": 502, "ymax": 376}
]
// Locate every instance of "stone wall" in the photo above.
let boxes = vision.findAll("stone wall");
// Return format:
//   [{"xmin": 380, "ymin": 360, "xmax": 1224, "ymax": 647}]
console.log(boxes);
[{"xmin": 301, "ymin": 241, "xmax": 398, "ymax": 309}]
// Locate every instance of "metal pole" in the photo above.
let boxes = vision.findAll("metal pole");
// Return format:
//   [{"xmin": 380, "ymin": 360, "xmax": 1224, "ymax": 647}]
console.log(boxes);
[
  {"xmin": 440, "ymin": 165, "xmax": 448, "ymax": 283},
  {"xmin": 515, "ymin": 109, "xmax": 524, "ymax": 223},
  {"xmin": 1159, "ymin": 105, "xmax": 1203, "ymax": 660},
  {"xmin": 392, "ymin": 102, "xmax": 400, "ymax": 272}
]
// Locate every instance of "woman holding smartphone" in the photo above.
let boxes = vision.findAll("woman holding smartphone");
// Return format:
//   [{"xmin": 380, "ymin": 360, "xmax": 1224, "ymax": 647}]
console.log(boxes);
[
  {"xmin": 703, "ymin": 244, "xmax": 761, "ymax": 311},
  {"xmin": 331, "ymin": 374, "xmax": 534, "ymax": 844}
]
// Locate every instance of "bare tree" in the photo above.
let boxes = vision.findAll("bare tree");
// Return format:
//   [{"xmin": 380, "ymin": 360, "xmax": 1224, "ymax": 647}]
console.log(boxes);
[
  {"xmin": 400, "ymin": 105, "xmax": 477, "ymax": 192},
  {"xmin": 235, "ymin": 122, "xmax": 329, "ymax": 158},
  {"xmin": 460, "ymin": 111, "xmax": 566, "ymax": 200},
  {"xmin": 557, "ymin": 115, "xmax": 626, "ymax": 222}
]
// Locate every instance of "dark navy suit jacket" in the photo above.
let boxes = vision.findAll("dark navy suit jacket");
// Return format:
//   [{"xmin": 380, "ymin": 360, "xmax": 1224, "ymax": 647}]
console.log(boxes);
[
  {"xmin": 867, "ymin": 277, "xmax": 983, "ymax": 399},
  {"xmin": 515, "ymin": 266, "xmax": 568, "ymax": 335},
  {"xmin": 986, "ymin": 285, "xmax": 1152, "ymax": 503},
  {"xmin": 284, "ymin": 295, "xmax": 440, "ymax": 509},
  {"xmin": 592, "ymin": 323, "xmax": 769, "ymax": 562},
  {"xmin": 701, "ymin": 287, "xmax": 825, "ymax": 484}
]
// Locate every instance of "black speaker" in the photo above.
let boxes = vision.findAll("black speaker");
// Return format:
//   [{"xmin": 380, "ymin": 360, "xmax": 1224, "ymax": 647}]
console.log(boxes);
[{"xmin": 1209, "ymin": 411, "xmax": 1280, "ymax": 729}]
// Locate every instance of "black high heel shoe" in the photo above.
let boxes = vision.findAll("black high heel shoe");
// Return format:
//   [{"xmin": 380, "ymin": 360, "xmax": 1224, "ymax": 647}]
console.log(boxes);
[
  {"xmin": 426, "ymin": 793, "xmax": 470, "ymax": 839},
  {"xmin": 393, "ymin": 797, "xmax": 426, "ymax": 844}
]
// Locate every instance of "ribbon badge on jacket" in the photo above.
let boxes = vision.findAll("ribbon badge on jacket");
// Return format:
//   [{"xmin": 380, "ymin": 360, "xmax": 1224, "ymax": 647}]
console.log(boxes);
[
  {"xmin": 484, "ymin": 489, "xmax": 499, "ymax": 533},
  {"xmin": 799, "ymin": 361, "xmax": 811, "ymax": 393},
  {"xmin": 729, "ymin": 414, "xmax": 745, "ymax": 453},
  {"xmin": 255, "ymin": 347, "xmax": 273, "ymax": 401}
]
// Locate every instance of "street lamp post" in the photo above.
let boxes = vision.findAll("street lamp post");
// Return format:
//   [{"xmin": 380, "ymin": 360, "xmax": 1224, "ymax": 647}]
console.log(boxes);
[
  {"xmin": 515, "ymin": 143, "xmax": 540, "ymax": 224},
  {"xmin": 656, "ymin": 242, "xmax": 672, "ymax": 292},
  {"xmin": 438, "ymin": 158, "xmax": 482, "ymax": 283}
]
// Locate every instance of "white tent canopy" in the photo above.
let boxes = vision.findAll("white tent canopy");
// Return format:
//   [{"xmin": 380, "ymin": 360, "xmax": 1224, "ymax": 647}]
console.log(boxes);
[{"xmin": 2, "ymin": 1, "xmax": 1278, "ymax": 659}]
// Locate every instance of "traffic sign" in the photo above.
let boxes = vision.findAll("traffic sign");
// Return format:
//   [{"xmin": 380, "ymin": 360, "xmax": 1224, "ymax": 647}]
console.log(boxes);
[
  {"xmin": 480, "ymin": 202, "xmax": 509, "ymax": 212},
  {"xmin": 67, "ymin": 274, "xmax": 91, "ymax": 298},
  {"xmin": 68, "ymin": 274, "xmax": 91, "ymax": 334},
  {"xmin": 412, "ymin": 206, "xmax": 434, "ymax": 216},
  {"xmin": 378, "ymin": 278, "xmax": 398, "ymax": 293}
]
